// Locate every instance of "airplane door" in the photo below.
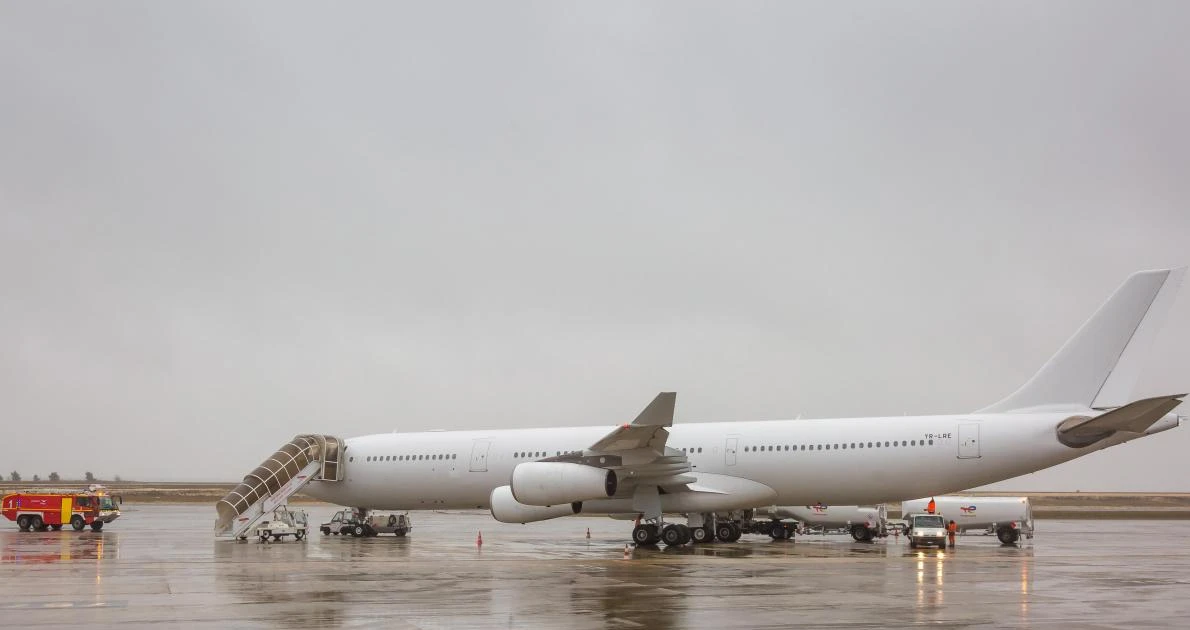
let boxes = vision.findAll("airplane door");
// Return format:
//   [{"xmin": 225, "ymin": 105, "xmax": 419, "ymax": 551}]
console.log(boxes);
[
  {"xmin": 957, "ymin": 423, "xmax": 981, "ymax": 459},
  {"xmin": 469, "ymin": 440, "xmax": 492, "ymax": 472},
  {"xmin": 725, "ymin": 437, "xmax": 738, "ymax": 466}
]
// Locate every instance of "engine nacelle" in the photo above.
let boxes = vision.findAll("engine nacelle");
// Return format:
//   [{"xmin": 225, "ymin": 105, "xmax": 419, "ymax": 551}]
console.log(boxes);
[
  {"xmin": 510, "ymin": 462, "xmax": 618, "ymax": 506},
  {"xmin": 489, "ymin": 485, "xmax": 581, "ymax": 524}
]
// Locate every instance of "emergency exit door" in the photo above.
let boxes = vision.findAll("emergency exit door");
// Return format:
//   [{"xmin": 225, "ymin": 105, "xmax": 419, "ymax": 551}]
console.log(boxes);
[
  {"xmin": 469, "ymin": 440, "xmax": 491, "ymax": 472},
  {"xmin": 957, "ymin": 423, "xmax": 981, "ymax": 459},
  {"xmin": 725, "ymin": 437, "xmax": 738, "ymax": 466}
]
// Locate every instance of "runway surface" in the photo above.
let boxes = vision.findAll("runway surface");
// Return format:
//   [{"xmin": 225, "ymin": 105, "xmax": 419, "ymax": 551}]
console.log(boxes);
[{"xmin": 1, "ymin": 504, "xmax": 1187, "ymax": 628}]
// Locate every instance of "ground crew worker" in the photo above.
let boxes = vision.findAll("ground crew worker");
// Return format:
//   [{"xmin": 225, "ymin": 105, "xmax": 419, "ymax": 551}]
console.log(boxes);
[
  {"xmin": 947, "ymin": 519, "xmax": 958, "ymax": 548},
  {"xmin": 927, "ymin": 497, "xmax": 936, "ymax": 514}
]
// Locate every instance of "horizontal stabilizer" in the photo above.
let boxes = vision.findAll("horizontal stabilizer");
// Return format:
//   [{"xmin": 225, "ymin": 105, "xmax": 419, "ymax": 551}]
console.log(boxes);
[{"xmin": 1056, "ymin": 394, "xmax": 1185, "ymax": 447}]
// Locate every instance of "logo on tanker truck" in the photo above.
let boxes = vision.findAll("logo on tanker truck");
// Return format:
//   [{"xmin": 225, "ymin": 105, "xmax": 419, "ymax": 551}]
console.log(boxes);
[{"xmin": 959, "ymin": 505, "xmax": 977, "ymax": 515}]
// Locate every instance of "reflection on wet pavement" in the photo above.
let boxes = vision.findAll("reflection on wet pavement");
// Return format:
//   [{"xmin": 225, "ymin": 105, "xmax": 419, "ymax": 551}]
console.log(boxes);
[{"xmin": 1, "ymin": 505, "xmax": 1189, "ymax": 627}]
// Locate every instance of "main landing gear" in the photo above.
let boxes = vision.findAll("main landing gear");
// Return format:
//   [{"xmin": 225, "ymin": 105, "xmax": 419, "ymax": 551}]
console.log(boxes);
[{"xmin": 631, "ymin": 514, "xmax": 743, "ymax": 547}]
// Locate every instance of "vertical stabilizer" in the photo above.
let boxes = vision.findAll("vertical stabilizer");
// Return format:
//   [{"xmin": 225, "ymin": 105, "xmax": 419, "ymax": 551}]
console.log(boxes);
[{"xmin": 979, "ymin": 268, "xmax": 1185, "ymax": 413}]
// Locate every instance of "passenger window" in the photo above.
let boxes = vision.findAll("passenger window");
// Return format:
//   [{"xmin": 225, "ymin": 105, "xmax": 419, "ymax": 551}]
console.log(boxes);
[
  {"xmin": 884, "ymin": 441, "xmax": 889, "ymax": 447},
  {"xmin": 697, "ymin": 447, "xmax": 702, "ymax": 453},
  {"xmin": 911, "ymin": 440, "xmax": 916, "ymax": 446}
]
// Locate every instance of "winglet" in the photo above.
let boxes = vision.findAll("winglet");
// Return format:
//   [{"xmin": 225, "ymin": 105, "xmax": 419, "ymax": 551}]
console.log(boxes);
[{"xmin": 631, "ymin": 392, "xmax": 676, "ymax": 427}]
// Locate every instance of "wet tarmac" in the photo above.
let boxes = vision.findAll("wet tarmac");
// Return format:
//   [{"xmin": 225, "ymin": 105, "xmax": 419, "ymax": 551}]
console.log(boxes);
[{"xmin": 1, "ymin": 505, "xmax": 1188, "ymax": 628}]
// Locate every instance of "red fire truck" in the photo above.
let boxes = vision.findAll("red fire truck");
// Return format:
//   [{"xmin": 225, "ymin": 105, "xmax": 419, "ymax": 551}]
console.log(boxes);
[{"xmin": 2, "ymin": 486, "xmax": 121, "ymax": 532}]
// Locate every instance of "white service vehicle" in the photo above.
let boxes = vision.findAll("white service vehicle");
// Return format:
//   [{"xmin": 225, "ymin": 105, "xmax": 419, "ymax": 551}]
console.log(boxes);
[
  {"xmin": 251, "ymin": 506, "xmax": 309, "ymax": 542},
  {"xmin": 321, "ymin": 509, "xmax": 412, "ymax": 537},
  {"xmin": 902, "ymin": 496, "xmax": 1033, "ymax": 544},
  {"xmin": 904, "ymin": 513, "xmax": 948, "ymax": 549}
]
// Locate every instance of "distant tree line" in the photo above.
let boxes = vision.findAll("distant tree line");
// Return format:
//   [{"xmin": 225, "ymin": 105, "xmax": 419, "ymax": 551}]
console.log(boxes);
[{"xmin": 5, "ymin": 471, "xmax": 123, "ymax": 483}]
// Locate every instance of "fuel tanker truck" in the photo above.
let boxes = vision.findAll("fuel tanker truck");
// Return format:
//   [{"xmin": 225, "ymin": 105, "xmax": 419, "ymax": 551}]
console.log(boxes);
[
  {"xmin": 747, "ymin": 504, "xmax": 889, "ymax": 541},
  {"xmin": 900, "ymin": 496, "xmax": 1033, "ymax": 544}
]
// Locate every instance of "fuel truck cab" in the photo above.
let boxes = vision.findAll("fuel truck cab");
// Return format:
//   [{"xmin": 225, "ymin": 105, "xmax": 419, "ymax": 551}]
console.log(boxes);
[{"xmin": 905, "ymin": 513, "xmax": 947, "ymax": 549}]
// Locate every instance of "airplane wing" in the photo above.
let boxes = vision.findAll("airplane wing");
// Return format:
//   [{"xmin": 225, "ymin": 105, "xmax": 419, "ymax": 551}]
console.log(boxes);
[
  {"xmin": 1057, "ymin": 394, "xmax": 1185, "ymax": 448},
  {"xmin": 544, "ymin": 392, "xmax": 696, "ymax": 501}
]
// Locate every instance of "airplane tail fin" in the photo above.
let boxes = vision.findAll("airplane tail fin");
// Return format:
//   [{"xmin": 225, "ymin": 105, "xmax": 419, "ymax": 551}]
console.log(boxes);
[{"xmin": 979, "ymin": 267, "xmax": 1185, "ymax": 413}]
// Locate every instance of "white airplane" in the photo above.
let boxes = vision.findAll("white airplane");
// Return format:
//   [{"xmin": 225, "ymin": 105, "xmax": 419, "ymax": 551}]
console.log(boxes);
[{"xmin": 302, "ymin": 268, "xmax": 1186, "ymax": 546}]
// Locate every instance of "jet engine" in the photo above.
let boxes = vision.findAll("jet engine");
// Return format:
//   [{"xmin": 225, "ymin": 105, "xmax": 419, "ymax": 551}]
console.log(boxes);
[
  {"xmin": 510, "ymin": 462, "xmax": 618, "ymax": 506},
  {"xmin": 489, "ymin": 485, "xmax": 581, "ymax": 523}
]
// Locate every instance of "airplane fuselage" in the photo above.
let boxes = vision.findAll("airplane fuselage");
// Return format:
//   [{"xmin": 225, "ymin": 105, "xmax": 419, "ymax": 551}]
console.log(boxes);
[{"xmin": 303, "ymin": 411, "xmax": 1174, "ymax": 512}]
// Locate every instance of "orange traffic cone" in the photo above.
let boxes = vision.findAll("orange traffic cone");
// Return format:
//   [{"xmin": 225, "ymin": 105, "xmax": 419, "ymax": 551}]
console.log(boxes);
[{"xmin": 477, "ymin": 531, "xmax": 483, "ymax": 547}]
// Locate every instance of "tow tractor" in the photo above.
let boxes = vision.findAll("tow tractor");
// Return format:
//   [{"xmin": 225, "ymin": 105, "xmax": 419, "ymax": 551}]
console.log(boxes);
[
  {"xmin": 320, "ymin": 509, "xmax": 412, "ymax": 537},
  {"xmin": 248, "ymin": 506, "xmax": 309, "ymax": 542}
]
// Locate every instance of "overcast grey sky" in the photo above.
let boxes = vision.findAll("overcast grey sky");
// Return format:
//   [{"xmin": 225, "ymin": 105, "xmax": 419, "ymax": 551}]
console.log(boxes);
[{"xmin": 2, "ymin": 1, "xmax": 1188, "ymax": 490}]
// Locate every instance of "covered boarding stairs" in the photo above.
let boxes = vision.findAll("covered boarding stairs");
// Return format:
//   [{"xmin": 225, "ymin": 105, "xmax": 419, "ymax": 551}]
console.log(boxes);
[{"xmin": 215, "ymin": 434, "xmax": 343, "ymax": 539}]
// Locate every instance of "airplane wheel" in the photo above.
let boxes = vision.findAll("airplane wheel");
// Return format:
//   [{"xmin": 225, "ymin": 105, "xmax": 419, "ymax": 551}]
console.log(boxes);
[
  {"xmin": 691, "ymin": 526, "xmax": 714, "ymax": 543},
  {"xmin": 632, "ymin": 524, "xmax": 653, "ymax": 545},
  {"xmin": 769, "ymin": 523, "xmax": 788, "ymax": 540},
  {"xmin": 728, "ymin": 523, "xmax": 743, "ymax": 542},
  {"xmin": 661, "ymin": 524, "xmax": 684, "ymax": 546},
  {"xmin": 715, "ymin": 522, "xmax": 735, "ymax": 542},
  {"xmin": 676, "ymin": 524, "xmax": 692, "ymax": 545},
  {"xmin": 755, "ymin": 520, "xmax": 772, "ymax": 536}
]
